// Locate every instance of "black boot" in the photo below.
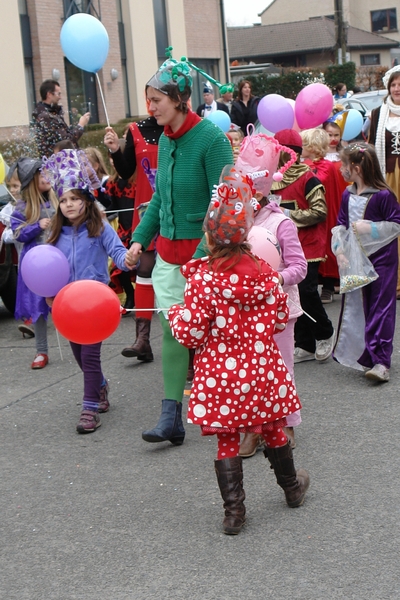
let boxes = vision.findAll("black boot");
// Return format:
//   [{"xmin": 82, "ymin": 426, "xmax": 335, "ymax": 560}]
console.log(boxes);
[
  {"xmin": 142, "ymin": 399, "xmax": 185, "ymax": 445},
  {"xmin": 121, "ymin": 318, "xmax": 154, "ymax": 361},
  {"xmin": 264, "ymin": 444, "xmax": 309, "ymax": 508},
  {"xmin": 187, "ymin": 349, "xmax": 195, "ymax": 383},
  {"xmin": 214, "ymin": 456, "xmax": 246, "ymax": 535},
  {"xmin": 119, "ymin": 271, "xmax": 135, "ymax": 310}
]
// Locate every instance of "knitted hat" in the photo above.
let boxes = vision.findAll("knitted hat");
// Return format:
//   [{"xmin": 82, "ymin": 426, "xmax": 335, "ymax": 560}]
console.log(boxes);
[
  {"xmin": 274, "ymin": 129, "xmax": 303, "ymax": 154},
  {"xmin": 41, "ymin": 149, "xmax": 101, "ymax": 199},
  {"xmin": 203, "ymin": 165, "xmax": 256, "ymax": 246},
  {"xmin": 382, "ymin": 64, "xmax": 400, "ymax": 88},
  {"xmin": 8, "ymin": 157, "xmax": 42, "ymax": 191}
]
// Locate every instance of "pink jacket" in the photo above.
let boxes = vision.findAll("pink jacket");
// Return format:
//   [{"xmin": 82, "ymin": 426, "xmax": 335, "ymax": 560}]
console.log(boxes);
[{"xmin": 254, "ymin": 202, "xmax": 307, "ymax": 320}]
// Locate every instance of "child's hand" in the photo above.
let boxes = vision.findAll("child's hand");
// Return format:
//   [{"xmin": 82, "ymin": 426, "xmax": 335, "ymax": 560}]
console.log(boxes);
[
  {"xmin": 352, "ymin": 220, "xmax": 371, "ymax": 235},
  {"xmin": 45, "ymin": 297, "xmax": 54, "ymax": 307},
  {"xmin": 232, "ymin": 146, "xmax": 240, "ymax": 162},
  {"xmin": 125, "ymin": 243, "xmax": 142, "ymax": 267},
  {"xmin": 39, "ymin": 218, "xmax": 51, "ymax": 230},
  {"xmin": 336, "ymin": 253, "xmax": 349, "ymax": 269},
  {"xmin": 104, "ymin": 127, "xmax": 120, "ymax": 153}
]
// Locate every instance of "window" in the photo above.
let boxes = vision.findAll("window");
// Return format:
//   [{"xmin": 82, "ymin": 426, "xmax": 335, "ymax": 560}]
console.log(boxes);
[
  {"xmin": 371, "ymin": 8, "xmax": 397, "ymax": 32},
  {"xmin": 153, "ymin": 0, "xmax": 169, "ymax": 63},
  {"xmin": 63, "ymin": 0, "xmax": 101, "ymax": 19},
  {"xmin": 360, "ymin": 54, "xmax": 380, "ymax": 66}
]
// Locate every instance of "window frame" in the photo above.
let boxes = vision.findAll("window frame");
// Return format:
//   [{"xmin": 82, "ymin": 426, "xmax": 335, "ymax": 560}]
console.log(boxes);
[{"xmin": 370, "ymin": 8, "xmax": 397, "ymax": 33}]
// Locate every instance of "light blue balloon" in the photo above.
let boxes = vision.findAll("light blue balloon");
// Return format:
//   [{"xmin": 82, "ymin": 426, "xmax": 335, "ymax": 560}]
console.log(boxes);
[
  {"xmin": 60, "ymin": 13, "xmax": 109, "ymax": 73},
  {"xmin": 208, "ymin": 110, "xmax": 231, "ymax": 133},
  {"xmin": 342, "ymin": 109, "xmax": 364, "ymax": 141}
]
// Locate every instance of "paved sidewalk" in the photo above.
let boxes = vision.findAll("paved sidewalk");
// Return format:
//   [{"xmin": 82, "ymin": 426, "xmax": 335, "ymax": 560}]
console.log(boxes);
[{"xmin": 1, "ymin": 297, "xmax": 400, "ymax": 600}]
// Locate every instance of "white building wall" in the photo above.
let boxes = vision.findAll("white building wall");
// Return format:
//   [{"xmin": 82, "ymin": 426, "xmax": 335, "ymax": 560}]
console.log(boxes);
[{"xmin": 0, "ymin": 2, "xmax": 30, "ymax": 129}]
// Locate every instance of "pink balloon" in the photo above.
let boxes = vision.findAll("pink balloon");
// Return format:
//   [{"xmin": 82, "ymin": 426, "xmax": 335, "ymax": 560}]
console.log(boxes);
[
  {"xmin": 286, "ymin": 98, "xmax": 301, "ymax": 132},
  {"xmin": 248, "ymin": 226, "xmax": 281, "ymax": 270},
  {"xmin": 295, "ymin": 83, "xmax": 333, "ymax": 129},
  {"xmin": 257, "ymin": 94, "xmax": 294, "ymax": 133}
]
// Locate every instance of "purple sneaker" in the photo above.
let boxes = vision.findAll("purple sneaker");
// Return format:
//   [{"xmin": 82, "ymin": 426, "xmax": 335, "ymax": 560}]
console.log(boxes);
[{"xmin": 76, "ymin": 410, "xmax": 101, "ymax": 434}]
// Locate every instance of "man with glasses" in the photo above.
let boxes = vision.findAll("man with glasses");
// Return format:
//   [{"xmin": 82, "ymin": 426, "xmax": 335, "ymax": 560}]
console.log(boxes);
[{"xmin": 31, "ymin": 79, "xmax": 91, "ymax": 158}]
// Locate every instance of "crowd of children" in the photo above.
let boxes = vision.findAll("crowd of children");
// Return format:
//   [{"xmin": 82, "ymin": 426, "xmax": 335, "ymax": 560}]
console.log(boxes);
[{"xmin": 2, "ymin": 71, "xmax": 400, "ymax": 534}]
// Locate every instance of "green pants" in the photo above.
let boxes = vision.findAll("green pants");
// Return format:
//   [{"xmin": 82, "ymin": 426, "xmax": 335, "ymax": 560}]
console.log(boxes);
[{"xmin": 160, "ymin": 313, "xmax": 189, "ymax": 402}]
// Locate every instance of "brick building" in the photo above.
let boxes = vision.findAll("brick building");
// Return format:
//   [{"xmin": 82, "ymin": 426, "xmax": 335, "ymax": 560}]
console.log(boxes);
[{"xmin": 0, "ymin": 0, "xmax": 230, "ymax": 141}]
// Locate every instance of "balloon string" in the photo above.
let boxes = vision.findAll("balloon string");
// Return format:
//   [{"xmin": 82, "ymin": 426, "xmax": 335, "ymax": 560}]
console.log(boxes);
[
  {"xmin": 123, "ymin": 307, "xmax": 168, "ymax": 312},
  {"xmin": 96, "ymin": 72, "xmax": 110, "ymax": 128},
  {"xmin": 288, "ymin": 299, "xmax": 316, "ymax": 323},
  {"xmin": 123, "ymin": 302, "xmax": 316, "ymax": 322},
  {"xmin": 55, "ymin": 329, "xmax": 64, "ymax": 361}
]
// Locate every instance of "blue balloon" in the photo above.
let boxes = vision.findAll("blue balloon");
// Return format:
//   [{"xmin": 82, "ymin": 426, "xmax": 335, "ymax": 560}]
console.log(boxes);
[
  {"xmin": 207, "ymin": 110, "xmax": 231, "ymax": 133},
  {"xmin": 342, "ymin": 109, "xmax": 364, "ymax": 141},
  {"xmin": 60, "ymin": 14, "xmax": 109, "ymax": 73}
]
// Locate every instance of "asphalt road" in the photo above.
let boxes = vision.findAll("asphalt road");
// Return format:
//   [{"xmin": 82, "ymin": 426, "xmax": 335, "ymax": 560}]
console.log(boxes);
[{"xmin": 1, "ymin": 295, "xmax": 400, "ymax": 600}]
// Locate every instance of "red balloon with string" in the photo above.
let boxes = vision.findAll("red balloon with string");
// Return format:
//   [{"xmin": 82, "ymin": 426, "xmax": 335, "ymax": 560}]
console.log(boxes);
[{"xmin": 52, "ymin": 280, "xmax": 121, "ymax": 344}]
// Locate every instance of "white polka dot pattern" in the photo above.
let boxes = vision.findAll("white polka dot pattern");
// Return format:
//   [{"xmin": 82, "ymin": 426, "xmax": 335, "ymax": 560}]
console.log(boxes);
[{"xmin": 168, "ymin": 255, "xmax": 301, "ymax": 430}]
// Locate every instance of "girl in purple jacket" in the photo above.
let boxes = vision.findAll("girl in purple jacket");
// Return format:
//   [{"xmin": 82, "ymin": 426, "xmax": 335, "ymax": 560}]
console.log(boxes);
[
  {"xmin": 10, "ymin": 157, "xmax": 58, "ymax": 369},
  {"xmin": 44, "ymin": 149, "xmax": 136, "ymax": 433}
]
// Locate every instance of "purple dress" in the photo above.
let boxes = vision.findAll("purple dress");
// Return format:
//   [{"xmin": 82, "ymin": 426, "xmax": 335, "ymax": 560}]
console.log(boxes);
[
  {"xmin": 333, "ymin": 186, "xmax": 400, "ymax": 369},
  {"xmin": 11, "ymin": 199, "xmax": 55, "ymax": 323}
]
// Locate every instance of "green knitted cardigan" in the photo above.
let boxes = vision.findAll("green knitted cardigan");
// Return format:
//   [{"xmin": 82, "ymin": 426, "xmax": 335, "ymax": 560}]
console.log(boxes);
[{"xmin": 132, "ymin": 118, "xmax": 233, "ymax": 249}]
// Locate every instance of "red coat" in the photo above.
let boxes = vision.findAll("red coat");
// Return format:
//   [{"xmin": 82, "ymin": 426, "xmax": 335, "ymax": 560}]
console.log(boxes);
[
  {"xmin": 304, "ymin": 158, "xmax": 345, "ymax": 278},
  {"xmin": 278, "ymin": 170, "xmax": 327, "ymax": 261},
  {"xmin": 168, "ymin": 255, "xmax": 301, "ymax": 432}
]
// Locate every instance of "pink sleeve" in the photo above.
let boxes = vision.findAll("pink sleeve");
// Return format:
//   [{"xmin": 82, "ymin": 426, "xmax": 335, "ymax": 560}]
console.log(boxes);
[{"xmin": 276, "ymin": 219, "xmax": 307, "ymax": 286}]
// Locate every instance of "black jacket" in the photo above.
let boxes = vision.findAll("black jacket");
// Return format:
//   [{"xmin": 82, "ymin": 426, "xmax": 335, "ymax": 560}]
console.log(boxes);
[
  {"xmin": 31, "ymin": 102, "xmax": 84, "ymax": 158},
  {"xmin": 196, "ymin": 102, "xmax": 230, "ymax": 118},
  {"xmin": 230, "ymin": 96, "xmax": 260, "ymax": 136}
]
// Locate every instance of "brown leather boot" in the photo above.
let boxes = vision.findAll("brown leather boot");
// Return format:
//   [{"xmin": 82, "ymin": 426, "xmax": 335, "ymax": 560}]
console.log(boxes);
[
  {"xmin": 264, "ymin": 444, "xmax": 309, "ymax": 508},
  {"xmin": 214, "ymin": 456, "xmax": 246, "ymax": 535},
  {"xmin": 121, "ymin": 318, "xmax": 154, "ymax": 361},
  {"xmin": 239, "ymin": 433, "xmax": 264, "ymax": 458}
]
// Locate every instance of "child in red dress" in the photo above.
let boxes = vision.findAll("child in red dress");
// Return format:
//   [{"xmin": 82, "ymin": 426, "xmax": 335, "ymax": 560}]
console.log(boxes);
[{"xmin": 168, "ymin": 166, "xmax": 310, "ymax": 535}]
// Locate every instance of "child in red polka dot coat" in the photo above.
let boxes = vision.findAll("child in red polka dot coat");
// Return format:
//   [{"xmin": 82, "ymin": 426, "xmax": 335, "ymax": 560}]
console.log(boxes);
[{"xmin": 168, "ymin": 166, "xmax": 310, "ymax": 535}]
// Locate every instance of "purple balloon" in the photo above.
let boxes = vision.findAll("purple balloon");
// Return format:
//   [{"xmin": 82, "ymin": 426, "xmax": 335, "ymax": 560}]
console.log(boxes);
[
  {"xmin": 257, "ymin": 94, "xmax": 294, "ymax": 133},
  {"xmin": 21, "ymin": 246, "xmax": 70, "ymax": 297}
]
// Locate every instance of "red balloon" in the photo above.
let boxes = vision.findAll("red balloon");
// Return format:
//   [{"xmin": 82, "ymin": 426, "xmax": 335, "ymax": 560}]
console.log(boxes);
[
  {"xmin": 248, "ymin": 226, "xmax": 281, "ymax": 269},
  {"xmin": 52, "ymin": 280, "xmax": 121, "ymax": 344}
]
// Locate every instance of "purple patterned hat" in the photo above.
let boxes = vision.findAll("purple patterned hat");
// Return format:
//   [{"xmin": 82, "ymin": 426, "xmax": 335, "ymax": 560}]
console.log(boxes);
[{"xmin": 41, "ymin": 149, "xmax": 101, "ymax": 198}]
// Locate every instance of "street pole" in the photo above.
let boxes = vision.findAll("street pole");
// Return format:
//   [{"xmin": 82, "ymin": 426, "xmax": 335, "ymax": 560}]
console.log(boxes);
[
  {"xmin": 334, "ymin": 0, "xmax": 347, "ymax": 64},
  {"xmin": 220, "ymin": 0, "xmax": 230, "ymax": 84}
]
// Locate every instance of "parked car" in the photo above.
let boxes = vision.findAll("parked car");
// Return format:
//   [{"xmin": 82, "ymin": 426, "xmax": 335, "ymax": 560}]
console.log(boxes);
[{"xmin": 341, "ymin": 89, "xmax": 387, "ymax": 119}]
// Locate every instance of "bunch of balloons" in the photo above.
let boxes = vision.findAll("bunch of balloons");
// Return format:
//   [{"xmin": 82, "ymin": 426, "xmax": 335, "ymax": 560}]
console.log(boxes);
[
  {"xmin": 21, "ymin": 246, "xmax": 121, "ymax": 344},
  {"xmin": 257, "ymin": 84, "xmax": 333, "ymax": 134}
]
